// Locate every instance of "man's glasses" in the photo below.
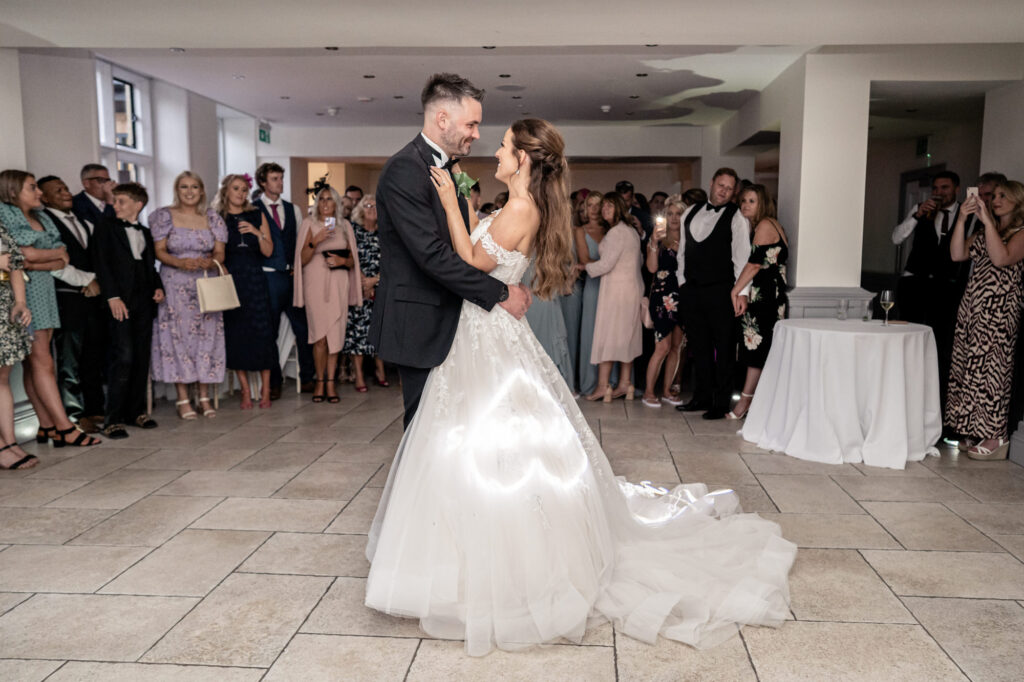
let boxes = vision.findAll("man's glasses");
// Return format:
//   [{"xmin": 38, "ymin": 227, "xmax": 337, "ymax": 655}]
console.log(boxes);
[{"xmin": 84, "ymin": 177, "xmax": 112, "ymax": 184}]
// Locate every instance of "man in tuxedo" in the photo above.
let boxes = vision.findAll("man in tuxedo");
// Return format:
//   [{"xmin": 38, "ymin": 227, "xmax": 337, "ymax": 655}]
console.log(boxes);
[
  {"xmin": 369, "ymin": 72, "xmax": 530, "ymax": 427},
  {"xmin": 72, "ymin": 163, "xmax": 115, "ymax": 227},
  {"xmin": 93, "ymin": 183, "xmax": 164, "ymax": 439},
  {"xmin": 253, "ymin": 162, "xmax": 315, "ymax": 399},
  {"xmin": 38, "ymin": 175, "xmax": 106, "ymax": 432},
  {"xmin": 675, "ymin": 168, "xmax": 751, "ymax": 420}
]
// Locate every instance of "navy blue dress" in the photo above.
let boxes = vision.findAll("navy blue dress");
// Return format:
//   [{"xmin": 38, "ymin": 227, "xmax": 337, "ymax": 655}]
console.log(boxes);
[{"xmin": 222, "ymin": 210, "xmax": 277, "ymax": 371}]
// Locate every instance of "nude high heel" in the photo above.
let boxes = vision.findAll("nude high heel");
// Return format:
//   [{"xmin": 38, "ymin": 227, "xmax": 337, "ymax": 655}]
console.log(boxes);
[{"xmin": 601, "ymin": 386, "xmax": 614, "ymax": 403}]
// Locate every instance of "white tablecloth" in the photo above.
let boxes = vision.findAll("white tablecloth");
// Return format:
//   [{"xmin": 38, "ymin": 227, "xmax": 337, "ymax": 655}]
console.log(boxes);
[{"xmin": 741, "ymin": 319, "xmax": 941, "ymax": 469}]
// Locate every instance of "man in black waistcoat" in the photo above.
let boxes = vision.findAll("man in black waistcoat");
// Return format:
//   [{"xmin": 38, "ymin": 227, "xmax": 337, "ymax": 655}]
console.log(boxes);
[
  {"xmin": 253, "ymin": 162, "xmax": 315, "ymax": 398},
  {"xmin": 892, "ymin": 170, "xmax": 962, "ymax": 408},
  {"xmin": 369, "ymin": 73, "xmax": 530, "ymax": 427},
  {"xmin": 38, "ymin": 175, "xmax": 106, "ymax": 432},
  {"xmin": 675, "ymin": 168, "xmax": 752, "ymax": 420}
]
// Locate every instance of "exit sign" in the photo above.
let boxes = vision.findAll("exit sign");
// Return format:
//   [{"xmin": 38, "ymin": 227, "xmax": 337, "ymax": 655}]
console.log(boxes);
[{"xmin": 259, "ymin": 128, "xmax": 271, "ymax": 143}]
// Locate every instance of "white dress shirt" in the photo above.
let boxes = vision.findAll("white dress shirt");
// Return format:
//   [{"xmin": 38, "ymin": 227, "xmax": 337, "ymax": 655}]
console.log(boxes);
[
  {"xmin": 124, "ymin": 224, "xmax": 146, "ymax": 261},
  {"xmin": 85, "ymin": 191, "xmax": 108, "ymax": 214},
  {"xmin": 46, "ymin": 207, "xmax": 96, "ymax": 288},
  {"xmin": 675, "ymin": 204, "xmax": 752, "ymax": 296},
  {"xmin": 891, "ymin": 200, "xmax": 959, "ymax": 275},
  {"xmin": 420, "ymin": 132, "xmax": 449, "ymax": 168}
]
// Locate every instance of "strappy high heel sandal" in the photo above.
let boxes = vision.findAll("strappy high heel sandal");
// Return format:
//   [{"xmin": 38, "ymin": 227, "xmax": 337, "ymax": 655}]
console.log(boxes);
[
  {"xmin": 312, "ymin": 379, "xmax": 326, "ymax": 403},
  {"xmin": 176, "ymin": 399, "xmax": 198, "ymax": 420},
  {"xmin": 51, "ymin": 425, "xmax": 100, "ymax": 448},
  {"xmin": 727, "ymin": 392, "xmax": 755, "ymax": 420},
  {"xmin": 326, "ymin": 380, "xmax": 341, "ymax": 403},
  {"xmin": 966, "ymin": 438, "xmax": 1010, "ymax": 461},
  {"xmin": 35, "ymin": 426, "xmax": 54, "ymax": 444},
  {"xmin": 0, "ymin": 443, "xmax": 38, "ymax": 470},
  {"xmin": 197, "ymin": 397, "xmax": 217, "ymax": 419}
]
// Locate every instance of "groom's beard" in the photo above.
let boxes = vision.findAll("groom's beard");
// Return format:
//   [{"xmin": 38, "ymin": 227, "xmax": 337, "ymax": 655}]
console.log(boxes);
[{"xmin": 440, "ymin": 129, "xmax": 473, "ymax": 158}]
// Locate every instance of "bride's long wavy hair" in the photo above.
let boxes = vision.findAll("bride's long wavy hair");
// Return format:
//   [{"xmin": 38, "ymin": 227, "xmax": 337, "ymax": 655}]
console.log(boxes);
[{"xmin": 511, "ymin": 118, "xmax": 574, "ymax": 300}]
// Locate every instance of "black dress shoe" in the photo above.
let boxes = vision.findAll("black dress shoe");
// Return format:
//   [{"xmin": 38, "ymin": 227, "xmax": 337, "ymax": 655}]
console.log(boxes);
[
  {"xmin": 269, "ymin": 385, "xmax": 282, "ymax": 401},
  {"xmin": 675, "ymin": 400, "xmax": 710, "ymax": 412},
  {"xmin": 104, "ymin": 424, "xmax": 129, "ymax": 439},
  {"xmin": 300, "ymin": 381, "xmax": 316, "ymax": 394},
  {"xmin": 702, "ymin": 410, "xmax": 727, "ymax": 420}
]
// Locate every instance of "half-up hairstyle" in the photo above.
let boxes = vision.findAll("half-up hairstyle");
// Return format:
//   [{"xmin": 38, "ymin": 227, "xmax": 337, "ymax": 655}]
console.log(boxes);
[
  {"xmin": 510, "ymin": 118, "xmax": 574, "ymax": 300},
  {"xmin": 213, "ymin": 174, "xmax": 254, "ymax": 217}
]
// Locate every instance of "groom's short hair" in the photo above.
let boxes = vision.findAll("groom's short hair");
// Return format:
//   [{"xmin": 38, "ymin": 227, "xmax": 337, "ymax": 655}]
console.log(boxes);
[{"xmin": 421, "ymin": 73, "xmax": 485, "ymax": 110}]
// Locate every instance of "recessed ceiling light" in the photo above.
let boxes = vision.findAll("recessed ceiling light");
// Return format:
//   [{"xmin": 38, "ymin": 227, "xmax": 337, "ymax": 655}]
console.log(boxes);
[
  {"xmin": 169, "ymin": 47, "xmax": 186, "ymax": 53},
  {"xmin": 636, "ymin": 73, "xmax": 648, "ymax": 78},
  {"xmin": 499, "ymin": 74, "xmax": 511, "ymax": 78},
  {"xmin": 358, "ymin": 96, "xmax": 374, "ymax": 103},
  {"xmin": 363, "ymin": 74, "xmax": 375, "ymax": 79},
  {"xmin": 511, "ymin": 95, "xmax": 522, "ymax": 100},
  {"xmin": 279, "ymin": 96, "xmax": 290, "ymax": 100},
  {"xmin": 482, "ymin": 46, "xmax": 496, "ymax": 49},
  {"xmin": 393, "ymin": 95, "xmax": 404, "ymax": 99},
  {"xmin": 325, "ymin": 46, "xmax": 339, "ymax": 51},
  {"xmin": 600, "ymin": 105, "xmax": 611, "ymax": 113},
  {"xmin": 629, "ymin": 95, "xmax": 639, "ymax": 99},
  {"xmin": 232, "ymin": 74, "xmax": 246, "ymax": 80}
]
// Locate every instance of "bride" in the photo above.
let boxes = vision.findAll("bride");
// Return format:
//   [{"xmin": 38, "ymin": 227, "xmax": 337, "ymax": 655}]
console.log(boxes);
[{"xmin": 365, "ymin": 118, "xmax": 796, "ymax": 656}]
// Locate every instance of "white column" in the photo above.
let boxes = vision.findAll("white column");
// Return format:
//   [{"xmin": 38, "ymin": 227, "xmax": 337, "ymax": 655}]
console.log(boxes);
[{"xmin": 0, "ymin": 49, "xmax": 26, "ymax": 169}]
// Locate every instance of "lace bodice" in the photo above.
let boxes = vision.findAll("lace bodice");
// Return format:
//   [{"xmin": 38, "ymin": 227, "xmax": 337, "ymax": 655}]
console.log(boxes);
[{"xmin": 470, "ymin": 212, "xmax": 529, "ymax": 286}]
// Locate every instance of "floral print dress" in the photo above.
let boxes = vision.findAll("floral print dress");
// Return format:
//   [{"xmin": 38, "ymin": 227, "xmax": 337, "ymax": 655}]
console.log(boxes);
[
  {"xmin": 0, "ymin": 226, "xmax": 32, "ymax": 366},
  {"xmin": 343, "ymin": 222, "xmax": 381, "ymax": 356},
  {"xmin": 739, "ymin": 240, "xmax": 788, "ymax": 369},
  {"xmin": 648, "ymin": 245, "xmax": 682, "ymax": 342}
]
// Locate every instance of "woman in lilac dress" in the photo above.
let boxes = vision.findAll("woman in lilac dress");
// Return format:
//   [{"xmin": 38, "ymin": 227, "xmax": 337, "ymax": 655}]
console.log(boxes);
[{"xmin": 150, "ymin": 171, "xmax": 227, "ymax": 419}]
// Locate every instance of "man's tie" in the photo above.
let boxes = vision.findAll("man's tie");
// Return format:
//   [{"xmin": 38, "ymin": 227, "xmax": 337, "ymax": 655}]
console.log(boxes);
[
  {"xmin": 442, "ymin": 157, "xmax": 458, "ymax": 172},
  {"xmin": 940, "ymin": 209, "xmax": 950, "ymax": 236},
  {"xmin": 706, "ymin": 203, "xmax": 725, "ymax": 213},
  {"xmin": 270, "ymin": 204, "xmax": 282, "ymax": 230},
  {"xmin": 65, "ymin": 215, "xmax": 86, "ymax": 248}
]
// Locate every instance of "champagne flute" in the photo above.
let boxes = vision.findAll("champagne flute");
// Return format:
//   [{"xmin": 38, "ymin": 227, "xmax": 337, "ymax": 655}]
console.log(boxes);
[{"xmin": 880, "ymin": 290, "xmax": 895, "ymax": 326}]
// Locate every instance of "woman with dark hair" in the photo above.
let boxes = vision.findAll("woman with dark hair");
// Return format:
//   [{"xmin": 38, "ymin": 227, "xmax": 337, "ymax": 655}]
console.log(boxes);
[
  {"xmin": 216, "ymin": 174, "xmax": 277, "ymax": 409},
  {"xmin": 576, "ymin": 191, "xmax": 619, "ymax": 395},
  {"xmin": 366, "ymin": 118, "xmax": 793, "ymax": 657},
  {"xmin": 583, "ymin": 193, "xmax": 643, "ymax": 401},
  {"xmin": 728, "ymin": 184, "xmax": 788, "ymax": 420},
  {"xmin": 946, "ymin": 180, "xmax": 1024, "ymax": 459},
  {"xmin": 0, "ymin": 170, "xmax": 99, "ymax": 447}
]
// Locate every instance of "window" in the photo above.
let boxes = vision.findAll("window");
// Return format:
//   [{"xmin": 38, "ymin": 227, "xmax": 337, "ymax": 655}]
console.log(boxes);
[
  {"xmin": 96, "ymin": 62, "xmax": 153, "ymax": 196},
  {"xmin": 113, "ymin": 78, "xmax": 138, "ymax": 149}
]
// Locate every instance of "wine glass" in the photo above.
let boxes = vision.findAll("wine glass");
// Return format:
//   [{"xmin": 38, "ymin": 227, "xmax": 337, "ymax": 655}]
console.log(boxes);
[
  {"xmin": 236, "ymin": 217, "xmax": 248, "ymax": 248},
  {"xmin": 880, "ymin": 290, "xmax": 895, "ymax": 326}
]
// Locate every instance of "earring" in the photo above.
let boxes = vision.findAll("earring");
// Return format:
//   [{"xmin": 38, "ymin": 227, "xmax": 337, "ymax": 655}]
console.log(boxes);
[{"xmin": 515, "ymin": 169, "xmax": 520, "ymax": 175}]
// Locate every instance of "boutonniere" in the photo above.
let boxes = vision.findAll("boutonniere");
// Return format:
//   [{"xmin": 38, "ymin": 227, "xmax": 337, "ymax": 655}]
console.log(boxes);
[{"xmin": 452, "ymin": 171, "xmax": 476, "ymax": 200}]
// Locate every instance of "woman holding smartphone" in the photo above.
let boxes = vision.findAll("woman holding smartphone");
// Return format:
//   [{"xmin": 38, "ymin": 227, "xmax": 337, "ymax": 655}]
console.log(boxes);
[{"xmin": 295, "ymin": 183, "xmax": 362, "ymax": 402}]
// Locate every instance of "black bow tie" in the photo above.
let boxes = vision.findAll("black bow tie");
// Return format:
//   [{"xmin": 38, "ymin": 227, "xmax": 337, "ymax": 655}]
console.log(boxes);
[
  {"xmin": 706, "ymin": 203, "xmax": 725, "ymax": 213},
  {"xmin": 442, "ymin": 157, "xmax": 458, "ymax": 172}
]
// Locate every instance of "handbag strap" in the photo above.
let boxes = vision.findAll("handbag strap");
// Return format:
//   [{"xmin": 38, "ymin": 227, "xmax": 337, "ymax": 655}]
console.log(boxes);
[{"xmin": 203, "ymin": 261, "xmax": 227, "ymax": 278}]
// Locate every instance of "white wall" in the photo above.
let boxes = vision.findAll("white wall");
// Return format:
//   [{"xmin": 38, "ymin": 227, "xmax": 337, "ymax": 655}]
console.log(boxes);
[
  {"xmin": 697, "ymin": 126, "xmax": 755, "ymax": 189},
  {"xmin": 220, "ymin": 117, "xmax": 257, "ymax": 179},
  {"xmin": 0, "ymin": 49, "xmax": 26, "ymax": 169},
  {"xmin": 187, "ymin": 92, "xmax": 219, "ymax": 194},
  {"xmin": 151, "ymin": 80, "xmax": 190, "ymax": 209},
  {"xmin": 981, "ymin": 80, "xmax": 1024, "ymax": 182},
  {"xmin": 19, "ymin": 52, "xmax": 99, "ymax": 185}
]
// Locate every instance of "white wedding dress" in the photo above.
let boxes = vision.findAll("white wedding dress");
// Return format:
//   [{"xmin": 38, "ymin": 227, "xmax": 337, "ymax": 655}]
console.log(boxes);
[{"xmin": 366, "ymin": 214, "xmax": 796, "ymax": 656}]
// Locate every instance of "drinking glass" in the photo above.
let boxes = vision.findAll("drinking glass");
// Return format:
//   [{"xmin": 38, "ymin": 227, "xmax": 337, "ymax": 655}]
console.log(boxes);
[{"xmin": 880, "ymin": 290, "xmax": 895, "ymax": 326}]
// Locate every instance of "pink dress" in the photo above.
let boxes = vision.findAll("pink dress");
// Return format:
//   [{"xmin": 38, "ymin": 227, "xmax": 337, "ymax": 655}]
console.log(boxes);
[
  {"xmin": 585, "ymin": 222, "xmax": 643, "ymax": 363},
  {"xmin": 294, "ymin": 217, "xmax": 363, "ymax": 353}
]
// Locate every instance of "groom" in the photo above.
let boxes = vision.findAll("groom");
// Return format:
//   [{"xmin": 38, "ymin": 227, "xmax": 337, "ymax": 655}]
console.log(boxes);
[{"xmin": 369, "ymin": 73, "xmax": 531, "ymax": 427}]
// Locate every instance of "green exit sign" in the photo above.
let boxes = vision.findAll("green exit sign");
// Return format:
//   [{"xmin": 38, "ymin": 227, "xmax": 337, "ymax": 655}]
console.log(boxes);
[{"xmin": 259, "ymin": 128, "xmax": 271, "ymax": 143}]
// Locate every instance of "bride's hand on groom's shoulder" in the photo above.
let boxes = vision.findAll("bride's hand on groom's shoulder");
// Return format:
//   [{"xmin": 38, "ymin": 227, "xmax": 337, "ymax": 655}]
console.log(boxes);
[{"xmin": 428, "ymin": 167, "xmax": 459, "ymax": 208}]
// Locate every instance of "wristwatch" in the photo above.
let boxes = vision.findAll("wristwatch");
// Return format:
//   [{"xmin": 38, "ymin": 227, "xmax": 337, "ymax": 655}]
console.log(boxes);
[{"xmin": 498, "ymin": 284, "xmax": 509, "ymax": 303}]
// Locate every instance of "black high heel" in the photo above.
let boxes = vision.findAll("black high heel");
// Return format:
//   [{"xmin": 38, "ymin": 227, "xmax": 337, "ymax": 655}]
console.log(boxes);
[
  {"xmin": 326, "ymin": 380, "xmax": 340, "ymax": 404},
  {"xmin": 0, "ymin": 443, "xmax": 38, "ymax": 470},
  {"xmin": 311, "ymin": 379, "xmax": 326, "ymax": 403},
  {"xmin": 52, "ymin": 425, "xmax": 100, "ymax": 448},
  {"xmin": 35, "ymin": 426, "xmax": 54, "ymax": 444}
]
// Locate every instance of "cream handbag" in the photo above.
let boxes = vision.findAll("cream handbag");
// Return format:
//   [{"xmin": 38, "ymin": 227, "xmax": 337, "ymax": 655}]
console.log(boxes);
[{"xmin": 196, "ymin": 261, "xmax": 240, "ymax": 313}]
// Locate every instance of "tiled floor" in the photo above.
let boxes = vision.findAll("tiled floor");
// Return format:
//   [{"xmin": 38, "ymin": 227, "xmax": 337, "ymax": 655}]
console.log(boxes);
[{"xmin": 2, "ymin": 385, "xmax": 1023, "ymax": 681}]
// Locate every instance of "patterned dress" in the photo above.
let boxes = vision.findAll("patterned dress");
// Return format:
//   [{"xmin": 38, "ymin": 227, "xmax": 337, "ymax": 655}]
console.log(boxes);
[
  {"xmin": 0, "ymin": 226, "xmax": 32, "ymax": 365},
  {"xmin": 946, "ymin": 228, "xmax": 1024, "ymax": 440},
  {"xmin": 343, "ymin": 222, "xmax": 381, "ymax": 355},
  {"xmin": 149, "ymin": 207, "xmax": 227, "ymax": 384},
  {"xmin": 648, "ymin": 245, "xmax": 681, "ymax": 342},
  {"xmin": 0, "ymin": 203, "xmax": 62, "ymax": 331},
  {"xmin": 739, "ymin": 240, "xmax": 789, "ymax": 369}
]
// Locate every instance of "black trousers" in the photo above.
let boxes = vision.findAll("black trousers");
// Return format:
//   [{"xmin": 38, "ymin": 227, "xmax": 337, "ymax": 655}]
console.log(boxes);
[
  {"xmin": 397, "ymin": 364, "xmax": 431, "ymax": 429},
  {"xmin": 265, "ymin": 271, "xmax": 315, "ymax": 387},
  {"xmin": 680, "ymin": 282, "xmax": 736, "ymax": 411},
  {"xmin": 105, "ymin": 295, "xmax": 154, "ymax": 425},
  {"xmin": 54, "ymin": 291, "xmax": 106, "ymax": 419},
  {"xmin": 898, "ymin": 274, "xmax": 962, "ymax": 409}
]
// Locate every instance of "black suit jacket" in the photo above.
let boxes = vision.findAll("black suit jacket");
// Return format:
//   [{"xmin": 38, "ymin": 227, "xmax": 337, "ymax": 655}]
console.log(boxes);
[
  {"xmin": 43, "ymin": 208, "xmax": 94, "ymax": 275},
  {"xmin": 369, "ymin": 135, "xmax": 506, "ymax": 368},
  {"xmin": 93, "ymin": 217, "xmax": 163, "ymax": 318},
  {"xmin": 72, "ymin": 191, "xmax": 114, "ymax": 228}
]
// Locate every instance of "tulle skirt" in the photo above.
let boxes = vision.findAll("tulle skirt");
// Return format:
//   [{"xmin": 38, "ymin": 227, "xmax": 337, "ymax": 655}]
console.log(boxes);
[{"xmin": 366, "ymin": 301, "xmax": 795, "ymax": 656}]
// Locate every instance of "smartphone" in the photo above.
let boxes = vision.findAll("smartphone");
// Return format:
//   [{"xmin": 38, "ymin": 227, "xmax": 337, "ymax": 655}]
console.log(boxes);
[
  {"xmin": 324, "ymin": 217, "xmax": 337, "ymax": 231},
  {"xmin": 966, "ymin": 186, "xmax": 979, "ymax": 200}
]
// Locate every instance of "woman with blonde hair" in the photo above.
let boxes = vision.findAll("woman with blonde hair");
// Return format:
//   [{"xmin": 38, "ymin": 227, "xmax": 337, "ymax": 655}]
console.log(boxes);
[
  {"xmin": 150, "ymin": 170, "xmax": 227, "ymax": 419},
  {"xmin": 343, "ymin": 193, "xmax": 387, "ymax": 391},
  {"xmin": 294, "ymin": 183, "xmax": 362, "ymax": 402}
]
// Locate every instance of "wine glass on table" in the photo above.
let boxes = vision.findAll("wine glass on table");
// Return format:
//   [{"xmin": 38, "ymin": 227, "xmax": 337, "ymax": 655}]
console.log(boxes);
[{"xmin": 880, "ymin": 290, "xmax": 894, "ymax": 326}]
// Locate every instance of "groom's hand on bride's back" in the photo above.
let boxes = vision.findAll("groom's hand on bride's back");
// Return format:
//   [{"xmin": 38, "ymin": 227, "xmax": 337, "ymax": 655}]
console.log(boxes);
[{"xmin": 499, "ymin": 284, "xmax": 532, "ymax": 319}]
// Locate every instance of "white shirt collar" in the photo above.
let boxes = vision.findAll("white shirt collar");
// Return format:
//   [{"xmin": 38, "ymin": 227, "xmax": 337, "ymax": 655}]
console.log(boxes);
[
  {"xmin": 420, "ymin": 132, "xmax": 448, "ymax": 167},
  {"xmin": 85, "ymin": 192, "xmax": 106, "ymax": 211},
  {"xmin": 47, "ymin": 207, "xmax": 74, "ymax": 221}
]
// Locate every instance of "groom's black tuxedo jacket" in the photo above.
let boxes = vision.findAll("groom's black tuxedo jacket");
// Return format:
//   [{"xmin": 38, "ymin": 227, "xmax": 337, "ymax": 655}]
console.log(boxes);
[{"xmin": 369, "ymin": 135, "xmax": 505, "ymax": 369}]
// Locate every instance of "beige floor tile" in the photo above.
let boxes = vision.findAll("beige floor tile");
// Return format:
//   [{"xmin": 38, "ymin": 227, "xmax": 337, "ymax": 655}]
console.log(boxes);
[
  {"xmin": 937, "ymin": 470, "xmax": 1024, "ymax": 503},
  {"xmin": 273, "ymin": 461, "xmax": 381, "ymax": 500},
  {"xmin": 992, "ymin": 533, "xmax": 1024, "ymax": 560},
  {"xmin": 142, "ymin": 573, "xmax": 331, "ymax": 667},
  {"xmin": 200, "ymin": 426, "xmax": 295, "ymax": 451},
  {"xmin": 742, "ymin": 453, "xmax": 861, "ymax": 476},
  {"xmin": 945, "ymin": 501, "xmax": 1024, "ymax": 535},
  {"xmin": 0, "ymin": 660, "xmax": 63, "ymax": 681},
  {"xmin": 615, "ymin": 631, "xmax": 756, "ymax": 681},
  {"xmin": 831, "ymin": 475, "xmax": 976, "ymax": 503},
  {"xmin": 318, "ymin": 442, "xmax": 399, "ymax": 464},
  {"xmin": 27, "ymin": 447, "xmax": 156, "ymax": 480},
  {"xmin": 366, "ymin": 461, "xmax": 391, "ymax": 487},
  {"xmin": 70, "ymin": 495, "xmax": 222, "ymax": 546},
  {"xmin": 325, "ymin": 486, "xmax": 383, "ymax": 534},
  {"xmin": 331, "ymin": 406, "xmax": 405, "ymax": 431},
  {"xmin": 862, "ymin": 501, "xmax": 1001, "ymax": 551},
  {"xmin": 301, "ymin": 576, "xmax": 425, "ymax": 638},
  {"xmin": 101, "ymin": 529, "xmax": 269, "ymax": 596},
  {"xmin": 100, "ymin": 429, "xmax": 222, "ymax": 451},
  {"xmin": 605, "ymin": 457, "xmax": 680, "ymax": 484},
  {"xmin": 0, "ymin": 594, "xmax": 197, "ymax": 660},
  {"xmin": 852, "ymin": 461, "xmax": 938, "ymax": 477},
  {"xmin": 255, "ymin": 408, "xmax": 344, "ymax": 428},
  {"xmin": 47, "ymin": 662, "xmax": 264, "ymax": 681},
  {"xmin": 862, "ymin": 549, "xmax": 1024, "ymax": 598},
  {"xmin": 788, "ymin": 549, "xmax": 914, "ymax": 623},
  {"xmin": 599, "ymin": 432, "xmax": 669, "ymax": 459},
  {"xmin": 0, "ymin": 507, "xmax": 112, "ymax": 544},
  {"xmin": 46, "ymin": 469, "xmax": 183, "ymax": 509},
  {"xmin": 667, "ymin": 433, "xmax": 769, "ymax": 455},
  {"xmin": 673, "ymin": 451, "xmax": 758, "ymax": 485},
  {"xmin": 240, "ymin": 531, "xmax": 369, "ymax": 577},
  {"xmin": 265, "ymin": 633, "xmax": 419, "ymax": 682},
  {"xmin": 903, "ymin": 597, "xmax": 1024, "ymax": 682},
  {"xmin": 0, "ymin": 478, "xmax": 89, "ymax": 507},
  {"xmin": 0, "ymin": 591, "xmax": 30, "ymax": 615},
  {"xmin": 191, "ymin": 498, "xmax": 343, "ymax": 532},
  {"xmin": 744, "ymin": 621, "xmax": 966, "ymax": 681},
  {"xmin": 0, "ymin": 544, "xmax": 149, "ymax": 592},
  {"xmin": 922, "ymin": 451, "xmax": 1024, "ymax": 473},
  {"xmin": 126, "ymin": 448, "xmax": 255, "ymax": 471},
  {"xmin": 760, "ymin": 513, "xmax": 899, "ymax": 549},
  {"xmin": 278, "ymin": 425, "xmax": 383, "ymax": 443},
  {"xmin": 231, "ymin": 442, "xmax": 331, "ymax": 472},
  {"xmin": 757, "ymin": 475, "xmax": 864, "ymax": 514},
  {"xmin": 706, "ymin": 483, "xmax": 778, "ymax": 513},
  {"xmin": 685, "ymin": 418, "xmax": 747, "ymax": 437},
  {"xmin": 156, "ymin": 470, "xmax": 294, "ymax": 497},
  {"xmin": 407, "ymin": 639, "xmax": 615, "ymax": 681},
  {"xmin": 600, "ymin": 416, "xmax": 692, "ymax": 436}
]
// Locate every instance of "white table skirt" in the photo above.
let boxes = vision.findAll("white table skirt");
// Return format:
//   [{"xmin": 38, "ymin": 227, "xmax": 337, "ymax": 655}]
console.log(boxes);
[{"xmin": 741, "ymin": 319, "xmax": 941, "ymax": 469}]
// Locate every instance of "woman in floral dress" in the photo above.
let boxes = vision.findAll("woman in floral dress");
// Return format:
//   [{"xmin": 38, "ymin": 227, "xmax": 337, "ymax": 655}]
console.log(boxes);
[
  {"xmin": 729, "ymin": 184, "xmax": 788, "ymax": 419},
  {"xmin": 0, "ymin": 222, "xmax": 37, "ymax": 468},
  {"xmin": 343, "ymin": 194, "xmax": 387, "ymax": 390}
]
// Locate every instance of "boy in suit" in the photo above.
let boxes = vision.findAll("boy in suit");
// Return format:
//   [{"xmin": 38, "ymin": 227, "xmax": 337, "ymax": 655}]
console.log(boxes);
[{"xmin": 93, "ymin": 182, "xmax": 164, "ymax": 439}]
